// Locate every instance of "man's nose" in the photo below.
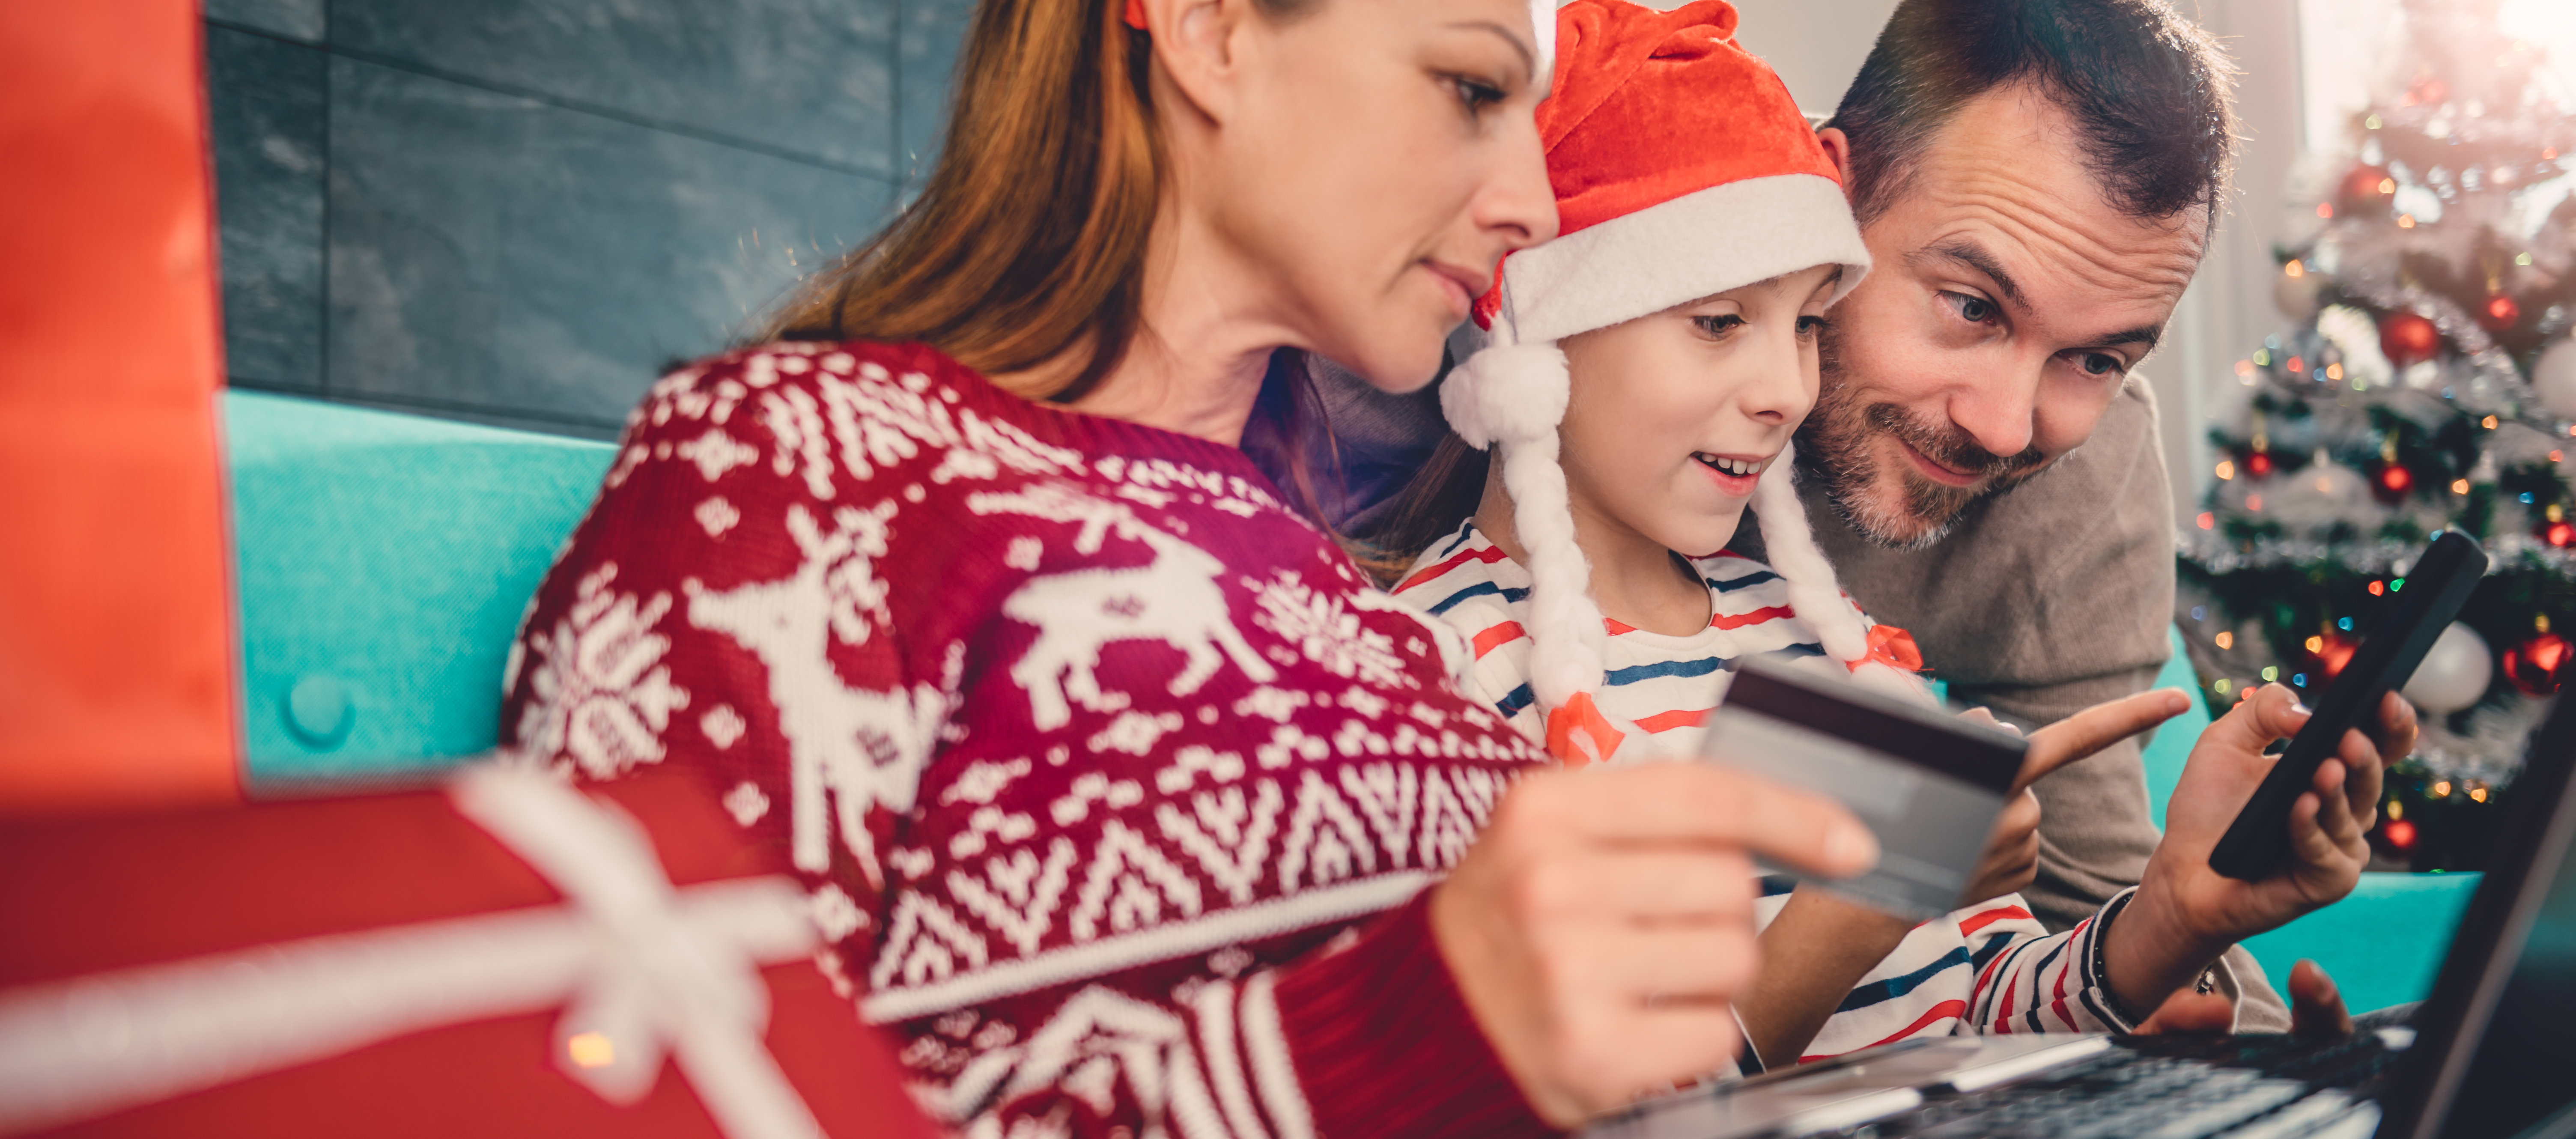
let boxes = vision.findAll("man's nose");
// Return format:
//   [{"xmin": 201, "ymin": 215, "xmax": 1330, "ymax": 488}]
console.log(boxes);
[{"xmin": 1946, "ymin": 364, "xmax": 2042, "ymax": 459}]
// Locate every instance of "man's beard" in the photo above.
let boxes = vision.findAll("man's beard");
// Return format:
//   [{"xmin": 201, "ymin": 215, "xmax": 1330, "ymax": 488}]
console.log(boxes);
[{"xmin": 1799, "ymin": 322, "xmax": 2051, "ymax": 549}]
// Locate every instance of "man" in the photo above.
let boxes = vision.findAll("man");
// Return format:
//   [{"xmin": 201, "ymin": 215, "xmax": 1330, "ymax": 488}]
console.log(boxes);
[{"xmin": 1251, "ymin": 0, "xmax": 2302, "ymax": 1029}]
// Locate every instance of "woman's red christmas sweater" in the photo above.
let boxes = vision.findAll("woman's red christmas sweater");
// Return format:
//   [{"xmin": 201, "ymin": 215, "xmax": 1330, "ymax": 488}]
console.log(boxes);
[{"xmin": 498, "ymin": 340, "xmax": 1557, "ymax": 1137}]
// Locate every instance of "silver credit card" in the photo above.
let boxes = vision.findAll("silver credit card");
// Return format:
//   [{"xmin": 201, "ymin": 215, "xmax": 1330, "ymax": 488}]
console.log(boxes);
[{"xmin": 1699, "ymin": 659, "xmax": 2025, "ymax": 919}]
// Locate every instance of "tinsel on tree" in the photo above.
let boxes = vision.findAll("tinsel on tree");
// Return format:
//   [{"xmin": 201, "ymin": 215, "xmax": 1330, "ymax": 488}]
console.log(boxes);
[{"xmin": 2183, "ymin": 0, "xmax": 2576, "ymax": 871}]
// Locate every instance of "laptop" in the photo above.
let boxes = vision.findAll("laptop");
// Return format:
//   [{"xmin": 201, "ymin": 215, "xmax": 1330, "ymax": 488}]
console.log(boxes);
[{"xmin": 1586, "ymin": 691, "xmax": 2576, "ymax": 1139}]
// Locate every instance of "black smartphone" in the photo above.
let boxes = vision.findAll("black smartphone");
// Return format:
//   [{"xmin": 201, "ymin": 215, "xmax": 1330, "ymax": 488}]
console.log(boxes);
[{"xmin": 2206, "ymin": 530, "xmax": 2489, "ymax": 880}]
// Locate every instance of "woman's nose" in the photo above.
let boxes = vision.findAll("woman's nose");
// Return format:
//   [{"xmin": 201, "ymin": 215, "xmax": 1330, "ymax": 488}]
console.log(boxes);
[{"xmin": 1476, "ymin": 115, "xmax": 1559, "ymax": 252}]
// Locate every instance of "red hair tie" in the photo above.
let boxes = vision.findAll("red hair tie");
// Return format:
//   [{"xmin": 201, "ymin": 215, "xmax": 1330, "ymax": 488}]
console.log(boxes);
[{"xmin": 1124, "ymin": 0, "xmax": 1148, "ymax": 30}]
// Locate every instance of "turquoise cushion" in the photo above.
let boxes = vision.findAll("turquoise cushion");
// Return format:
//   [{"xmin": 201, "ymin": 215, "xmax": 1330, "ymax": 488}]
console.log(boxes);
[
  {"xmin": 2142, "ymin": 624, "xmax": 2212, "ymax": 832},
  {"xmin": 2239, "ymin": 871, "xmax": 2481, "ymax": 1014},
  {"xmin": 225, "ymin": 392, "xmax": 613, "ymax": 784}
]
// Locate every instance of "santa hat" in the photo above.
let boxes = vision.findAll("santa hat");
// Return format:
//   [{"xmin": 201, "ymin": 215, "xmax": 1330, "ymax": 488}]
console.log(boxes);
[{"xmin": 1441, "ymin": 0, "xmax": 1912, "ymax": 766}]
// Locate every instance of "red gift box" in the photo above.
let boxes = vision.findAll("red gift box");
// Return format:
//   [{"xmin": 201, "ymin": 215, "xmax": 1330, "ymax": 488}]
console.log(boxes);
[{"xmin": 0, "ymin": 764, "xmax": 933, "ymax": 1139}]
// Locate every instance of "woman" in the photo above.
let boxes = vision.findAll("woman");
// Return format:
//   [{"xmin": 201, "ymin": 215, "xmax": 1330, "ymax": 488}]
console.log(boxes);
[{"xmin": 497, "ymin": 0, "xmax": 1879, "ymax": 1133}]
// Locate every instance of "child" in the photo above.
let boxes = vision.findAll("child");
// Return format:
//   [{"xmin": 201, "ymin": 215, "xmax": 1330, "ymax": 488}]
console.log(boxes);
[{"xmin": 1391, "ymin": 0, "xmax": 2192, "ymax": 1066}]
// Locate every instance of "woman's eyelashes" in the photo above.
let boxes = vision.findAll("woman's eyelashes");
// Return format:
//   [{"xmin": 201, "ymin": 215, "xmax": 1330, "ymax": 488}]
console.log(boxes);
[{"xmin": 1443, "ymin": 73, "xmax": 1507, "ymax": 117}]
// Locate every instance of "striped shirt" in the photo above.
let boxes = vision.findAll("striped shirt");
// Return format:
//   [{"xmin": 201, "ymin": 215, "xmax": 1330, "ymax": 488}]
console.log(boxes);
[
  {"xmin": 1395, "ymin": 520, "xmax": 2145, "ymax": 1057},
  {"xmin": 1393, "ymin": 520, "xmax": 1873, "ymax": 762}
]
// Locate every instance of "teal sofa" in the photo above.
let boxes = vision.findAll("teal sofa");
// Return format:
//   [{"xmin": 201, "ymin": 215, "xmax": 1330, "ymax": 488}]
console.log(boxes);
[
  {"xmin": 225, "ymin": 391, "xmax": 612, "ymax": 784},
  {"xmin": 223, "ymin": 391, "xmax": 2479, "ymax": 1009}
]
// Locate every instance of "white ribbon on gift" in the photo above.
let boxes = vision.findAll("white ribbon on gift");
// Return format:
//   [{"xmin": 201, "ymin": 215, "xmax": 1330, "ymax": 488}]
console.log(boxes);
[{"xmin": 0, "ymin": 764, "xmax": 828, "ymax": 1138}]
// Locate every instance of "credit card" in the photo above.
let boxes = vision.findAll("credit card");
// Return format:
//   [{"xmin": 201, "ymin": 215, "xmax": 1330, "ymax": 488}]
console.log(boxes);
[{"xmin": 1700, "ymin": 659, "xmax": 2025, "ymax": 919}]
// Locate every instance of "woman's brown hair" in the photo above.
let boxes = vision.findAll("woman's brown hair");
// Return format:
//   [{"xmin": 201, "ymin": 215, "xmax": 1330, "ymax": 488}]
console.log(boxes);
[
  {"xmin": 760, "ymin": 0, "xmax": 1309, "ymax": 403},
  {"xmin": 1351, "ymin": 429, "xmax": 1489, "ymax": 584}
]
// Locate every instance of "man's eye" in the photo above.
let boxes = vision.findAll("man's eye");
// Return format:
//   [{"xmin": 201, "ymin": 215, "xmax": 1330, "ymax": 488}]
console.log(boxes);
[
  {"xmin": 1945, "ymin": 292, "xmax": 1998, "ymax": 325},
  {"xmin": 2078, "ymin": 352, "xmax": 2126, "ymax": 376},
  {"xmin": 1694, "ymin": 313, "xmax": 1746, "ymax": 337}
]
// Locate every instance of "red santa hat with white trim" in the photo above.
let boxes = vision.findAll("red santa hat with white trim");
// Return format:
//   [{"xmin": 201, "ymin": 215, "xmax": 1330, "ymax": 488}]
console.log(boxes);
[{"xmin": 1441, "ymin": 0, "xmax": 1917, "ymax": 765}]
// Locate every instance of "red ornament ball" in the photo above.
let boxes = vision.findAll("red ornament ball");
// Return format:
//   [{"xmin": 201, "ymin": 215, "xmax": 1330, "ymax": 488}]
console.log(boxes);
[
  {"xmin": 2244, "ymin": 450, "xmax": 2275, "ymax": 479},
  {"xmin": 2369, "ymin": 460, "xmax": 2415, "ymax": 504},
  {"xmin": 2338, "ymin": 164, "xmax": 2396, "ymax": 214},
  {"xmin": 2544, "ymin": 519, "xmax": 2576, "ymax": 549},
  {"xmin": 2382, "ymin": 818, "xmax": 2418, "ymax": 851},
  {"xmin": 2480, "ymin": 294, "xmax": 2521, "ymax": 333},
  {"xmin": 2380, "ymin": 311, "xmax": 2442, "ymax": 367},
  {"xmin": 2504, "ymin": 627, "xmax": 2572, "ymax": 695}
]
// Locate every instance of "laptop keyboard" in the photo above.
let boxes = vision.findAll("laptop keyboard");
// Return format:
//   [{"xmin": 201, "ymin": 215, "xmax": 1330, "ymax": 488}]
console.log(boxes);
[{"xmin": 1863, "ymin": 1035, "xmax": 2400, "ymax": 1139}]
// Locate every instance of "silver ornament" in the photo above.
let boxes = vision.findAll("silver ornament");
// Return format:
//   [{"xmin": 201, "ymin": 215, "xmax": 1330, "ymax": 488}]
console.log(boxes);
[
  {"xmin": 2403, "ymin": 622, "xmax": 2493, "ymax": 716},
  {"xmin": 2533, "ymin": 339, "xmax": 2576, "ymax": 421},
  {"xmin": 2275, "ymin": 264, "xmax": 2328, "ymax": 323}
]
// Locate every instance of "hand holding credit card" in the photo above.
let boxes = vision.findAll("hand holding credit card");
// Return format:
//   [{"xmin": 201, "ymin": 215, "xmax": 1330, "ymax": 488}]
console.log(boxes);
[{"xmin": 1699, "ymin": 662, "xmax": 2026, "ymax": 919}]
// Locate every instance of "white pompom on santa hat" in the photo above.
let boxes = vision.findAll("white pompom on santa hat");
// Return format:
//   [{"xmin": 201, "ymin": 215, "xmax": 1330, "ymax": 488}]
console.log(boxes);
[{"xmin": 1443, "ymin": 0, "xmax": 1918, "ymax": 766}]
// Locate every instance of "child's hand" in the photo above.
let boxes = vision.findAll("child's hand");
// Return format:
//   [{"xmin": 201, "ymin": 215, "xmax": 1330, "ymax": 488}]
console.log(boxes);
[{"xmin": 1955, "ymin": 690, "xmax": 2192, "ymax": 906}]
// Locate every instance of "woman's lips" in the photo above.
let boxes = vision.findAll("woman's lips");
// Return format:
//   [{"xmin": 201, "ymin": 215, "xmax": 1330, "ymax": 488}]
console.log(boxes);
[
  {"xmin": 1423, "ymin": 262, "xmax": 1489, "ymax": 322},
  {"xmin": 1899, "ymin": 438, "xmax": 1983, "ymax": 487}
]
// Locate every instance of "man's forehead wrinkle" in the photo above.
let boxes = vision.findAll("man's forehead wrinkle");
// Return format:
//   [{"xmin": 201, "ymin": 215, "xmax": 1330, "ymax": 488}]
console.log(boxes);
[
  {"xmin": 1911, "ymin": 239, "xmax": 2026, "ymax": 310},
  {"xmin": 1905, "ymin": 176, "xmax": 2201, "ymax": 316}
]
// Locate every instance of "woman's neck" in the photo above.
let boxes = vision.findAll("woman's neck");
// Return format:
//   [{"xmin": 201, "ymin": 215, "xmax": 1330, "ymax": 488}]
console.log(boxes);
[
  {"xmin": 1045, "ymin": 194, "xmax": 1297, "ymax": 447},
  {"xmin": 1472, "ymin": 464, "xmax": 1714, "ymax": 638}
]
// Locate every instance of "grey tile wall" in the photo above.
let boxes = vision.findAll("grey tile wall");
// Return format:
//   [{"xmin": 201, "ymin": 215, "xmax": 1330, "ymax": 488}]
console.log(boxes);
[
  {"xmin": 207, "ymin": 0, "xmax": 324, "ymax": 42},
  {"xmin": 205, "ymin": 0, "xmax": 951, "ymax": 437},
  {"xmin": 326, "ymin": 57, "xmax": 891, "ymax": 426},
  {"xmin": 898, "ymin": 0, "xmax": 974, "ymax": 191},
  {"xmin": 209, "ymin": 27, "xmax": 329, "ymax": 393},
  {"xmin": 330, "ymin": 0, "xmax": 896, "ymax": 176}
]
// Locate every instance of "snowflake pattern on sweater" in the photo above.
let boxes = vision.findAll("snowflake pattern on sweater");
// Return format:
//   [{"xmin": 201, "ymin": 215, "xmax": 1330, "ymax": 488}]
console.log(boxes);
[
  {"xmin": 499, "ymin": 342, "xmax": 1554, "ymax": 1139},
  {"xmin": 1396, "ymin": 522, "xmax": 2143, "ymax": 1059}
]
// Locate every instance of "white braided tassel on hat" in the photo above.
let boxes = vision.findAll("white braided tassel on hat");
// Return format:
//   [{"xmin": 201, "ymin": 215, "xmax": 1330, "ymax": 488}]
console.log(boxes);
[
  {"xmin": 1749, "ymin": 442, "xmax": 1930, "ymax": 702},
  {"xmin": 1442, "ymin": 331, "xmax": 1642, "ymax": 765}
]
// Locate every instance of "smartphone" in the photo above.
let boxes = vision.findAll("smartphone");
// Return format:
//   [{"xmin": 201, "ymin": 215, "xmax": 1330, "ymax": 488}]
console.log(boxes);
[
  {"xmin": 2206, "ymin": 530, "xmax": 2489, "ymax": 880},
  {"xmin": 1700, "ymin": 659, "xmax": 2027, "ymax": 919}
]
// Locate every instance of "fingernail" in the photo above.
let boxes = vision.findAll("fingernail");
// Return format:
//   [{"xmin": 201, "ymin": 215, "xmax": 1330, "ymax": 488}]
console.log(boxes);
[{"xmin": 2290, "ymin": 701, "xmax": 2313, "ymax": 716}]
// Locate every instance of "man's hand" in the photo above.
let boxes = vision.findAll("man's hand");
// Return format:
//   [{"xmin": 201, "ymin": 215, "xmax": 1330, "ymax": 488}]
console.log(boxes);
[
  {"xmin": 2128, "ymin": 958, "xmax": 2354, "ymax": 1037},
  {"xmin": 2106, "ymin": 685, "xmax": 2417, "ymax": 1016},
  {"xmin": 1429, "ymin": 763, "xmax": 1878, "ymax": 1127},
  {"xmin": 1957, "ymin": 690, "xmax": 2189, "ymax": 905}
]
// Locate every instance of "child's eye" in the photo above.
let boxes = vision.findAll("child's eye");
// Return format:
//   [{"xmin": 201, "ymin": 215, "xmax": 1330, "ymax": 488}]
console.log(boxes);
[
  {"xmin": 1446, "ymin": 75, "xmax": 1506, "ymax": 116},
  {"xmin": 1693, "ymin": 313, "xmax": 1746, "ymax": 338},
  {"xmin": 1797, "ymin": 316, "xmax": 1829, "ymax": 338},
  {"xmin": 1942, "ymin": 291, "xmax": 2000, "ymax": 325}
]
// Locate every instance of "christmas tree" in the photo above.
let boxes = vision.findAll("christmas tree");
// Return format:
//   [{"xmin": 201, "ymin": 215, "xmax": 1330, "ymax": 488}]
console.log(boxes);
[{"xmin": 2185, "ymin": 0, "xmax": 2576, "ymax": 871}]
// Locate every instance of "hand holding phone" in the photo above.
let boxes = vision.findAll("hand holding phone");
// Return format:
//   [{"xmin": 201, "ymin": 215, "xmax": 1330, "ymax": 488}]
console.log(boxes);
[{"xmin": 2207, "ymin": 531, "xmax": 2484, "ymax": 879}]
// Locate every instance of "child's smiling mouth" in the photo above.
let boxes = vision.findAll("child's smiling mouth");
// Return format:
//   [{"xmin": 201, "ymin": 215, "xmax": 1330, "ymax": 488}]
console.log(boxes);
[{"xmin": 1692, "ymin": 452, "xmax": 1774, "ymax": 479}]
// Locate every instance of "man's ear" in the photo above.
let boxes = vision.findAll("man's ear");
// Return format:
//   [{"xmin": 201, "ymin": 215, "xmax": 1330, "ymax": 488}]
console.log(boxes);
[
  {"xmin": 1816, "ymin": 126, "xmax": 1854, "ymax": 200},
  {"xmin": 1146, "ymin": 0, "xmax": 1251, "ymax": 125}
]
